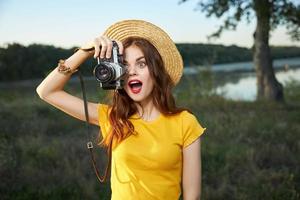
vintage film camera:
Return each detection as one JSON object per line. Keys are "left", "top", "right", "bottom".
{"left": 93, "top": 41, "right": 126, "bottom": 90}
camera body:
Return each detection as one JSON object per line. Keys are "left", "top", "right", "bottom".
{"left": 93, "top": 41, "right": 126, "bottom": 90}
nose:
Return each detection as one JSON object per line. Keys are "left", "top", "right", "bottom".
{"left": 127, "top": 65, "right": 137, "bottom": 76}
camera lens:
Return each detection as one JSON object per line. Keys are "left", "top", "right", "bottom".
{"left": 94, "top": 63, "right": 115, "bottom": 83}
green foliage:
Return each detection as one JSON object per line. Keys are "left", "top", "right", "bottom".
{"left": 177, "top": 76, "right": 300, "bottom": 199}
{"left": 180, "top": 0, "right": 300, "bottom": 41}
{"left": 271, "top": 46, "right": 300, "bottom": 59}
{"left": 177, "top": 43, "right": 252, "bottom": 66}
{"left": 0, "top": 43, "right": 94, "bottom": 81}
{"left": 0, "top": 43, "right": 299, "bottom": 81}
{"left": 1, "top": 77, "right": 300, "bottom": 199}
{"left": 284, "top": 79, "right": 300, "bottom": 102}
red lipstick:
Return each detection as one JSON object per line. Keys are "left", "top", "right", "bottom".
{"left": 128, "top": 79, "right": 143, "bottom": 94}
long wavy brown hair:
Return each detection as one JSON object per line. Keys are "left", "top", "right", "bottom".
{"left": 99, "top": 37, "right": 187, "bottom": 149}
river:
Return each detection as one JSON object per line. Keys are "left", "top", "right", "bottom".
{"left": 215, "top": 68, "right": 300, "bottom": 101}
{"left": 184, "top": 57, "right": 300, "bottom": 101}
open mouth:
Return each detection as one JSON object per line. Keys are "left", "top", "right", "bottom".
{"left": 128, "top": 80, "right": 143, "bottom": 94}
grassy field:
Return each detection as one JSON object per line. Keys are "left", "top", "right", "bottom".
{"left": 0, "top": 75, "right": 300, "bottom": 200}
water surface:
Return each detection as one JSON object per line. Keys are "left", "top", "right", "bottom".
{"left": 215, "top": 68, "right": 300, "bottom": 101}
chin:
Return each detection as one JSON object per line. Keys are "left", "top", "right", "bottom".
{"left": 125, "top": 87, "right": 152, "bottom": 103}
{"left": 126, "top": 92, "right": 148, "bottom": 103}
{"left": 129, "top": 94, "right": 145, "bottom": 102}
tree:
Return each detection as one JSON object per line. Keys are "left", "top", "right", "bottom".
{"left": 180, "top": 0, "right": 300, "bottom": 101}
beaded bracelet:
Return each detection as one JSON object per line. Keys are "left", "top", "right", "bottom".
{"left": 57, "top": 59, "right": 78, "bottom": 75}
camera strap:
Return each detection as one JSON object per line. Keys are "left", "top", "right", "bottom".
{"left": 77, "top": 69, "right": 112, "bottom": 183}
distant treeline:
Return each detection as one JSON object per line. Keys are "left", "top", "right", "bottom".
{"left": 177, "top": 43, "right": 300, "bottom": 66}
{"left": 0, "top": 43, "right": 299, "bottom": 81}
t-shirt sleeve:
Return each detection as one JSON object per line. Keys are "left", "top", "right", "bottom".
{"left": 182, "top": 111, "right": 206, "bottom": 148}
{"left": 97, "top": 103, "right": 111, "bottom": 139}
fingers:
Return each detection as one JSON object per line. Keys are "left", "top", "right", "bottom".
{"left": 93, "top": 38, "right": 101, "bottom": 58}
{"left": 115, "top": 40, "right": 124, "bottom": 55}
{"left": 93, "top": 36, "right": 112, "bottom": 59}
{"left": 102, "top": 36, "right": 113, "bottom": 59}
{"left": 93, "top": 36, "right": 124, "bottom": 59}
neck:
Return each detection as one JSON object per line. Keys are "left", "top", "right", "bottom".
{"left": 135, "top": 98, "right": 160, "bottom": 121}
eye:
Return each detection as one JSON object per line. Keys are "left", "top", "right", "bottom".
{"left": 137, "top": 61, "right": 147, "bottom": 68}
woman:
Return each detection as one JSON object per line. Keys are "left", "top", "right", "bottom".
{"left": 36, "top": 20, "right": 206, "bottom": 200}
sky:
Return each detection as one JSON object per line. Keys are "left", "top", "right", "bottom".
{"left": 0, "top": 0, "right": 299, "bottom": 48}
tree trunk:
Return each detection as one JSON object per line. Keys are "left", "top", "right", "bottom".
{"left": 253, "top": 0, "right": 284, "bottom": 101}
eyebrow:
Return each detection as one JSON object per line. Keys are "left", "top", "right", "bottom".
{"left": 124, "top": 56, "right": 145, "bottom": 64}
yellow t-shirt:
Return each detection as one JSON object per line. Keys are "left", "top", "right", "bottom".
{"left": 98, "top": 104, "right": 206, "bottom": 200}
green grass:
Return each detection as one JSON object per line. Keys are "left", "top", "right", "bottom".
{"left": 0, "top": 77, "right": 300, "bottom": 200}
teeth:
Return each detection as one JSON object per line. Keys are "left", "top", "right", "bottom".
{"left": 130, "top": 81, "right": 139, "bottom": 84}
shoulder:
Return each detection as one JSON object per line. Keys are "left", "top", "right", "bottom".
{"left": 98, "top": 103, "right": 109, "bottom": 111}
{"left": 98, "top": 103, "right": 111, "bottom": 115}
{"left": 178, "top": 110, "right": 206, "bottom": 148}
{"left": 166, "top": 110, "right": 204, "bottom": 131}
{"left": 164, "top": 110, "right": 200, "bottom": 124}
{"left": 97, "top": 103, "right": 112, "bottom": 138}
{"left": 176, "top": 110, "right": 199, "bottom": 123}
{"left": 176, "top": 110, "right": 205, "bottom": 135}
{"left": 179, "top": 110, "right": 195, "bottom": 118}
{"left": 97, "top": 103, "right": 111, "bottom": 125}
{"left": 179, "top": 110, "right": 202, "bottom": 127}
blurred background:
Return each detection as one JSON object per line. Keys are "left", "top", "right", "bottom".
{"left": 0, "top": 0, "right": 299, "bottom": 199}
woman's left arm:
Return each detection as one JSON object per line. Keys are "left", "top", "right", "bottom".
{"left": 182, "top": 137, "right": 202, "bottom": 200}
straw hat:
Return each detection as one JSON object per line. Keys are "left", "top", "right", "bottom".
{"left": 83, "top": 20, "right": 183, "bottom": 85}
